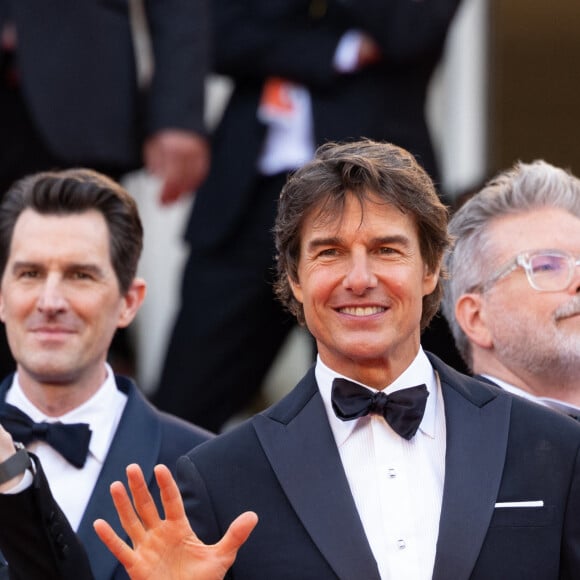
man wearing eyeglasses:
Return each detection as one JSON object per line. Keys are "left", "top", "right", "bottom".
{"left": 442, "top": 159, "right": 580, "bottom": 419}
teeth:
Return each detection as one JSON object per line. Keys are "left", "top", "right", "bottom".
{"left": 340, "top": 306, "right": 384, "bottom": 316}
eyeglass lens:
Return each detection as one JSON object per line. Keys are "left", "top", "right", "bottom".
{"left": 529, "top": 253, "right": 572, "bottom": 290}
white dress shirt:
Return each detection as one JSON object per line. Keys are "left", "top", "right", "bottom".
{"left": 482, "top": 374, "right": 580, "bottom": 419}
{"left": 256, "top": 31, "right": 363, "bottom": 176}
{"left": 5, "top": 364, "right": 127, "bottom": 531}
{"left": 316, "top": 348, "right": 446, "bottom": 580}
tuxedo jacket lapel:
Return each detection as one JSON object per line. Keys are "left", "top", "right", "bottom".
{"left": 429, "top": 357, "right": 512, "bottom": 580}
{"left": 0, "top": 376, "right": 13, "bottom": 407}
{"left": 253, "top": 369, "right": 381, "bottom": 580}
{"left": 77, "top": 377, "right": 162, "bottom": 579}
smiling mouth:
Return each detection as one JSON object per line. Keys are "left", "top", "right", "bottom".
{"left": 31, "top": 328, "right": 75, "bottom": 336}
{"left": 338, "top": 306, "right": 386, "bottom": 316}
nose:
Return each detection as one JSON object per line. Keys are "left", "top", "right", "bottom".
{"left": 37, "top": 277, "right": 68, "bottom": 314}
{"left": 343, "top": 251, "right": 377, "bottom": 295}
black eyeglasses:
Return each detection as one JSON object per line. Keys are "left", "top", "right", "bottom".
{"left": 472, "top": 249, "right": 580, "bottom": 293}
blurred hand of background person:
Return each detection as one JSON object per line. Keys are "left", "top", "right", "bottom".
{"left": 144, "top": 130, "right": 210, "bottom": 205}
{"left": 0, "top": 0, "right": 210, "bottom": 381}
{"left": 151, "top": 0, "right": 465, "bottom": 434}
{"left": 356, "top": 34, "right": 382, "bottom": 69}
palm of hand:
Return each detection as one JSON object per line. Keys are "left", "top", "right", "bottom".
{"left": 94, "top": 463, "right": 258, "bottom": 580}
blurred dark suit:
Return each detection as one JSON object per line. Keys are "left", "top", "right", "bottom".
{"left": 154, "top": 0, "right": 463, "bottom": 431}
{"left": 0, "top": 0, "right": 207, "bottom": 179}
{"left": 0, "top": 0, "right": 209, "bottom": 378}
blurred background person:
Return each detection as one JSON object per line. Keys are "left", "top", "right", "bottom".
{"left": 152, "top": 0, "right": 465, "bottom": 432}
{"left": 0, "top": 0, "right": 210, "bottom": 377}
{"left": 442, "top": 160, "right": 580, "bottom": 418}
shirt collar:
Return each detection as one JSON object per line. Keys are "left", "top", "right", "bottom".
{"left": 316, "top": 347, "right": 439, "bottom": 447}
{"left": 6, "top": 363, "right": 128, "bottom": 463}
{"left": 483, "top": 374, "right": 580, "bottom": 418}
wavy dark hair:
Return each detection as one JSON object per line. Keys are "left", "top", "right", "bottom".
{"left": 273, "top": 139, "right": 450, "bottom": 330}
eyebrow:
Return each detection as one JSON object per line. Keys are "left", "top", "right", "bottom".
{"left": 306, "top": 234, "right": 411, "bottom": 252}
{"left": 11, "top": 261, "right": 105, "bottom": 277}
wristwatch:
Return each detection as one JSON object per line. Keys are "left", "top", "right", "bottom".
{"left": 0, "top": 442, "right": 32, "bottom": 485}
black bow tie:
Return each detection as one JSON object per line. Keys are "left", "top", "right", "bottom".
{"left": 0, "top": 403, "right": 92, "bottom": 468}
{"left": 331, "top": 378, "right": 429, "bottom": 440}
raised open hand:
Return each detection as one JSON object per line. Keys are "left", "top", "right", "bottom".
{"left": 94, "top": 463, "right": 258, "bottom": 580}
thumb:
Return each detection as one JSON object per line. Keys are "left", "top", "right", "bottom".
{"left": 217, "top": 511, "right": 258, "bottom": 557}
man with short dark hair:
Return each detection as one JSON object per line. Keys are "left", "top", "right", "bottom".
{"left": 0, "top": 169, "right": 210, "bottom": 579}
{"left": 153, "top": 0, "right": 465, "bottom": 433}
{"left": 0, "top": 1, "right": 211, "bottom": 379}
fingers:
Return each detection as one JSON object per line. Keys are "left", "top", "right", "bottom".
{"left": 153, "top": 464, "right": 188, "bottom": 522}
{"left": 126, "top": 463, "right": 162, "bottom": 531}
{"left": 157, "top": 151, "right": 186, "bottom": 204}
{"left": 108, "top": 479, "right": 147, "bottom": 547}
{"left": 218, "top": 512, "right": 258, "bottom": 557}
{"left": 93, "top": 518, "right": 135, "bottom": 569}
{"left": 159, "top": 174, "right": 188, "bottom": 206}
{"left": 158, "top": 150, "right": 207, "bottom": 205}
{"left": 144, "top": 130, "right": 210, "bottom": 205}
{"left": 96, "top": 463, "right": 258, "bottom": 579}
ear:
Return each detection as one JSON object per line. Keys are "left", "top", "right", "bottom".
{"left": 0, "top": 291, "right": 5, "bottom": 324}
{"left": 422, "top": 261, "right": 440, "bottom": 297}
{"left": 454, "top": 293, "right": 493, "bottom": 349}
{"left": 287, "top": 274, "right": 303, "bottom": 304}
{"left": 117, "top": 278, "right": 147, "bottom": 329}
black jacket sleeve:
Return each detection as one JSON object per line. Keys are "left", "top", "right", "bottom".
{"left": 0, "top": 454, "right": 94, "bottom": 580}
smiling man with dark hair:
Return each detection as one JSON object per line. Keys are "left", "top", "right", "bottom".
{"left": 96, "top": 141, "right": 580, "bottom": 580}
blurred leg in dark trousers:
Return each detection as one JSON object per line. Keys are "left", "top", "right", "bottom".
{"left": 153, "top": 174, "right": 297, "bottom": 432}
{"left": 0, "top": 57, "right": 62, "bottom": 378}
{"left": 0, "top": 73, "right": 136, "bottom": 378}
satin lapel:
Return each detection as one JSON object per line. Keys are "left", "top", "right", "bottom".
{"left": 77, "top": 378, "right": 162, "bottom": 579}
{"left": 0, "top": 376, "right": 14, "bottom": 406}
{"left": 253, "top": 374, "right": 380, "bottom": 580}
{"left": 431, "top": 363, "right": 511, "bottom": 580}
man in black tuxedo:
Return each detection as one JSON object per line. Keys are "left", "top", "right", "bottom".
{"left": 0, "top": 169, "right": 210, "bottom": 579}
{"left": 97, "top": 140, "right": 580, "bottom": 579}
{"left": 442, "top": 159, "right": 580, "bottom": 419}
{"left": 153, "top": 0, "right": 464, "bottom": 432}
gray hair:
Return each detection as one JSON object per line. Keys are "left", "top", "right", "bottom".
{"left": 441, "top": 160, "right": 580, "bottom": 368}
